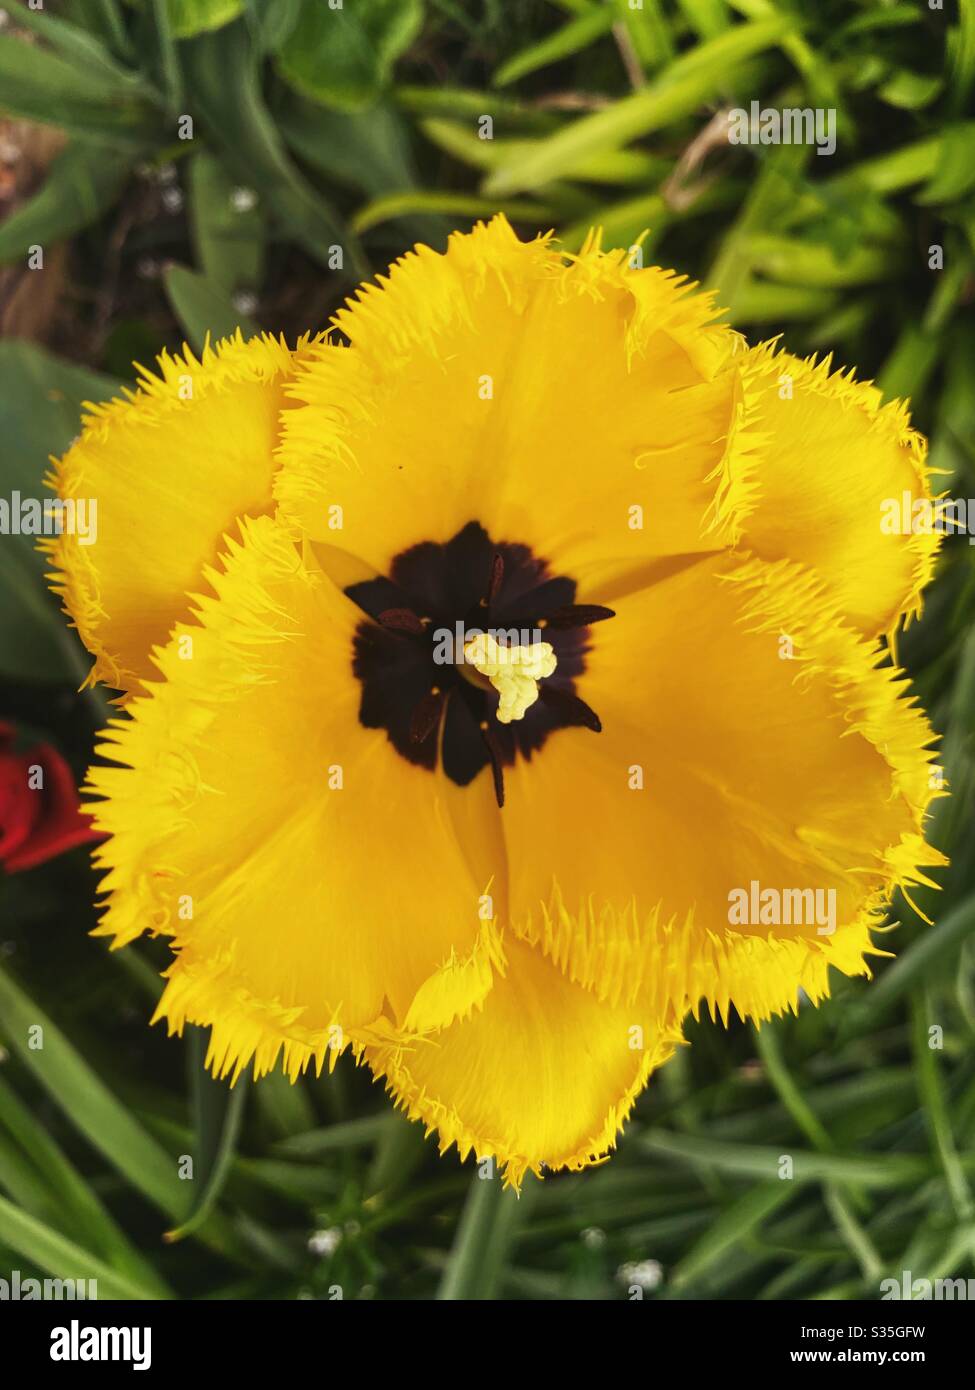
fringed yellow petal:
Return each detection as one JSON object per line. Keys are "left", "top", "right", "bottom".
{"left": 275, "top": 214, "right": 744, "bottom": 603}
{"left": 86, "top": 515, "right": 502, "bottom": 1063}
{"left": 721, "top": 343, "right": 942, "bottom": 636}
{"left": 503, "top": 552, "right": 945, "bottom": 1025}
{"left": 46, "top": 330, "right": 325, "bottom": 694}
{"left": 365, "top": 935, "right": 683, "bottom": 1189}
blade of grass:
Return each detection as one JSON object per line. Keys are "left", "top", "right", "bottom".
{"left": 485, "top": 17, "right": 793, "bottom": 195}
{"left": 438, "top": 1171, "right": 519, "bottom": 1300}
{"left": 0, "top": 1075, "right": 170, "bottom": 1296}
{"left": 494, "top": 8, "right": 614, "bottom": 87}
{"left": 351, "top": 191, "right": 551, "bottom": 234}
{"left": 670, "top": 1181, "right": 794, "bottom": 1288}
{"left": 0, "top": 965, "right": 189, "bottom": 1224}
{"left": 0, "top": 1194, "right": 165, "bottom": 1300}
{"left": 166, "top": 1028, "right": 249, "bottom": 1243}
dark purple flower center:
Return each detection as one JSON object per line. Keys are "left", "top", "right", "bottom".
{"left": 345, "top": 521, "right": 614, "bottom": 806}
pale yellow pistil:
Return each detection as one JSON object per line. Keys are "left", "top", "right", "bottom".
{"left": 462, "top": 632, "right": 557, "bottom": 724}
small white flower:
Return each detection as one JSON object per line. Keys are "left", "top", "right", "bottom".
{"left": 233, "top": 290, "right": 258, "bottom": 315}
{"left": 617, "top": 1259, "right": 663, "bottom": 1291}
{"left": 308, "top": 1227, "right": 342, "bottom": 1257}
{"left": 231, "top": 187, "right": 258, "bottom": 213}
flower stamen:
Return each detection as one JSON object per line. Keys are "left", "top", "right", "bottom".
{"left": 463, "top": 632, "right": 557, "bottom": 725}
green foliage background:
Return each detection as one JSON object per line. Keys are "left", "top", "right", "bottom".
{"left": 0, "top": 0, "right": 973, "bottom": 1300}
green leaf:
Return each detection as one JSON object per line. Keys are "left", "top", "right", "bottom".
{"left": 0, "top": 141, "right": 135, "bottom": 265}
{"left": 0, "top": 1194, "right": 164, "bottom": 1300}
{"left": 730, "top": 278, "right": 837, "bottom": 323}
{"left": 0, "top": 340, "right": 121, "bottom": 681}
{"left": 0, "top": 31, "right": 154, "bottom": 144}
{"left": 166, "top": 1028, "right": 248, "bottom": 1242}
{"left": 351, "top": 191, "right": 550, "bottom": 234}
{"left": 252, "top": 1070, "right": 316, "bottom": 1139}
{"left": 438, "top": 1172, "right": 530, "bottom": 1300}
{"left": 279, "top": 96, "right": 418, "bottom": 197}
{"left": 272, "top": 1114, "right": 399, "bottom": 1158}
{"left": 0, "top": 964, "right": 190, "bottom": 1225}
{"left": 840, "top": 893, "right": 975, "bottom": 1037}
{"left": 878, "top": 70, "right": 943, "bottom": 111}
{"left": 276, "top": 0, "right": 424, "bottom": 112}
{"left": 181, "top": 21, "right": 366, "bottom": 274}
{"left": 740, "top": 234, "right": 901, "bottom": 288}
{"left": 676, "top": 0, "right": 731, "bottom": 41}
{"left": 188, "top": 150, "right": 265, "bottom": 290}
{"left": 167, "top": 0, "right": 244, "bottom": 37}
{"left": 948, "top": 0, "right": 975, "bottom": 112}
{"left": 0, "top": 1075, "right": 170, "bottom": 1296}
{"left": 8, "top": 0, "right": 139, "bottom": 84}
{"left": 916, "top": 123, "right": 975, "bottom": 204}
{"left": 163, "top": 265, "right": 259, "bottom": 353}
{"left": 638, "top": 1130, "right": 932, "bottom": 1188}
{"left": 243, "top": 0, "right": 302, "bottom": 52}
{"left": 494, "top": 8, "right": 614, "bottom": 87}
{"left": 671, "top": 1183, "right": 794, "bottom": 1288}
{"left": 485, "top": 17, "right": 793, "bottom": 195}
{"left": 420, "top": 117, "right": 669, "bottom": 186}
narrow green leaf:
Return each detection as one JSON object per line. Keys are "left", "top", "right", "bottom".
{"left": 351, "top": 191, "right": 550, "bottom": 234}
{"left": 916, "top": 123, "right": 975, "bottom": 204}
{"left": 166, "top": 1028, "right": 248, "bottom": 1242}
{"left": 273, "top": 1114, "right": 400, "bottom": 1158}
{"left": 494, "top": 9, "right": 614, "bottom": 88}
{"left": 740, "top": 234, "right": 901, "bottom": 288}
{"left": 911, "top": 990, "right": 974, "bottom": 1219}
{"left": 638, "top": 1130, "right": 931, "bottom": 1188}
{"left": 0, "top": 1075, "right": 170, "bottom": 1296}
{"left": 151, "top": 0, "right": 184, "bottom": 111}
{"left": 0, "top": 31, "right": 154, "bottom": 143}
{"left": 8, "top": 0, "right": 140, "bottom": 85}
{"left": 438, "top": 1172, "right": 526, "bottom": 1300}
{"left": 0, "top": 340, "right": 121, "bottom": 681}
{"left": 167, "top": 0, "right": 244, "bottom": 38}
{"left": 0, "top": 1194, "right": 164, "bottom": 1300}
{"left": 671, "top": 1182, "right": 793, "bottom": 1288}
{"left": 188, "top": 151, "right": 265, "bottom": 290}
{"left": 485, "top": 17, "right": 793, "bottom": 195}
{"left": 181, "top": 21, "right": 365, "bottom": 275}
{"left": 0, "top": 965, "right": 190, "bottom": 1224}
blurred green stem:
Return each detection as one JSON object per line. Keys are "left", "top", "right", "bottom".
{"left": 151, "top": 0, "right": 184, "bottom": 113}
{"left": 437, "top": 1168, "right": 532, "bottom": 1300}
{"left": 94, "top": 0, "right": 133, "bottom": 58}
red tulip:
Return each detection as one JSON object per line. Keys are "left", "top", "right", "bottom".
{"left": 0, "top": 722, "right": 100, "bottom": 873}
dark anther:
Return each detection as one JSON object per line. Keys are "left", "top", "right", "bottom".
{"left": 378, "top": 607, "right": 425, "bottom": 635}
{"left": 544, "top": 603, "right": 616, "bottom": 630}
{"left": 481, "top": 723, "right": 506, "bottom": 808}
{"left": 409, "top": 687, "right": 447, "bottom": 744}
{"left": 487, "top": 552, "right": 505, "bottom": 606}
{"left": 539, "top": 683, "right": 603, "bottom": 733}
